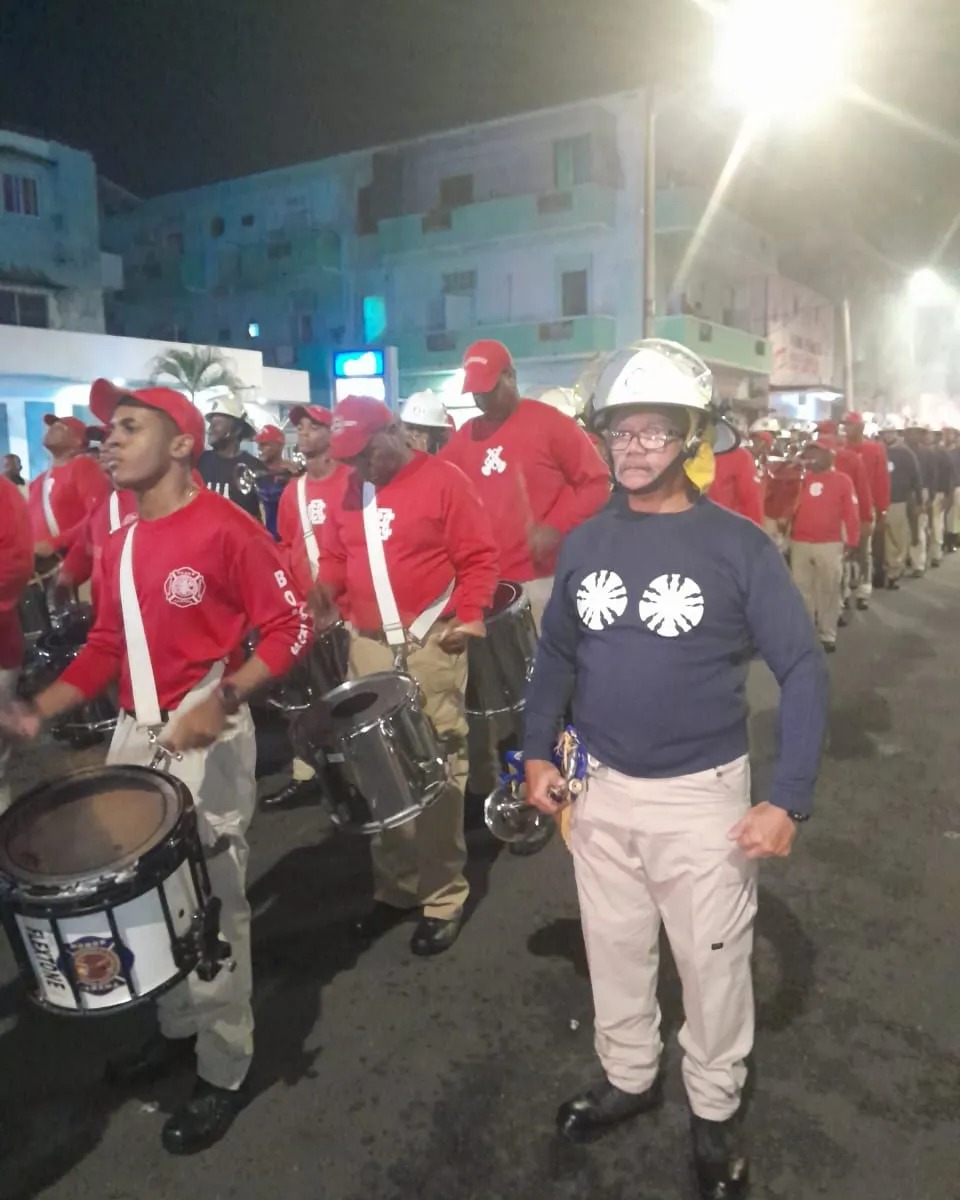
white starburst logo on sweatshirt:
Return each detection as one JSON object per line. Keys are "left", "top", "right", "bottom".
{"left": 638, "top": 574, "right": 704, "bottom": 638}
{"left": 576, "top": 569, "right": 628, "bottom": 630}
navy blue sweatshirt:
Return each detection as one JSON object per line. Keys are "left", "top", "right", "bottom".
{"left": 523, "top": 495, "right": 829, "bottom": 816}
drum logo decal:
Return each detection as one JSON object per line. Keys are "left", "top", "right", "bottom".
{"left": 576, "top": 569, "right": 628, "bottom": 631}
{"left": 809, "top": 481, "right": 824, "bottom": 498}
{"left": 307, "top": 498, "right": 327, "bottom": 525}
{"left": 638, "top": 574, "right": 704, "bottom": 638}
{"left": 61, "top": 935, "right": 133, "bottom": 994}
{"left": 164, "top": 566, "right": 206, "bottom": 607}
{"left": 481, "top": 446, "right": 506, "bottom": 476}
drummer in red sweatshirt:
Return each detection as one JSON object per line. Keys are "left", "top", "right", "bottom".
{"left": 816, "top": 424, "right": 873, "bottom": 617}
{"left": 790, "top": 440, "right": 860, "bottom": 652}
{"left": 0, "top": 476, "right": 33, "bottom": 812}
{"left": 28, "top": 414, "right": 111, "bottom": 558}
{"left": 316, "top": 395, "right": 499, "bottom": 957}
{"left": 708, "top": 442, "right": 765, "bottom": 525}
{"left": 441, "top": 340, "right": 609, "bottom": 627}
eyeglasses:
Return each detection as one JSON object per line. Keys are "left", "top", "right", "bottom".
{"left": 606, "top": 429, "right": 682, "bottom": 452}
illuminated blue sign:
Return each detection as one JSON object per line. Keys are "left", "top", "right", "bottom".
{"left": 333, "top": 349, "right": 385, "bottom": 379}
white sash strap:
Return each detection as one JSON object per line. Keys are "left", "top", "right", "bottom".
{"left": 119, "top": 523, "right": 162, "bottom": 728}
{"left": 41, "top": 471, "right": 60, "bottom": 538}
{"left": 296, "top": 474, "right": 321, "bottom": 581}
{"left": 361, "top": 482, "right": 455, "bottom": 645}
{"left": 108, "top": 490, "right": 121, "bottom": 533}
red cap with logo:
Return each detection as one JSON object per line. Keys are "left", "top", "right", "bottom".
{"left": 461, "top": 339, "right": 513, "bottom": 394}
{"left": 42, "top": 413, "right": 88, "bottom": 442}
{"left": 256, "top": 424, "right": 285, "bottom": 445}
{"left": 330, "top": 395, "right": 394, "bottom": 460}
{"left": 841, "top": 411, "right": 865, "bottom": 425}
{"left": 289, "top": 404, "right": 332, "bottom": 429}
{"left": 89, "top": 379, "right": 207, "bottom": 464}
{"left": 816, "top": 419, "right": 839, "bottom": 436}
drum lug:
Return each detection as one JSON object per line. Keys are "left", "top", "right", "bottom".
{"left": 184, "top": 896, "right": 233, "bottom": 982}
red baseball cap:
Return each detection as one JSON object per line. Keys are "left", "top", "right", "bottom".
{"left": 753, "top": 430, "right": 775, "bottom": 447}
{"left": 256, "top": 424, "right": 285, "bottom": 445}
{"left": 330, "top": 395, "right": 395, "bottom": 460}
{"left": 289, "top": 404, "right": 332, "bottom": 428}
{"left": 816, "top": 419, "right": 839, "bottom": 436}
{"left": 43, "top": 413, "right": 88, "bottom": 442}
{"left": 815, "top": 433, "right": 842, "bottom": 452}
{"left": 841, "top": 411, "right": 865, "bottom": 425}
{"left": 89, "top": 379, "right": 207, "bottom": 464}
{"left": 462, "top": 340, "right": 513, "bottom": 394}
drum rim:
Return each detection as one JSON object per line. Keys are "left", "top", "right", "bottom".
{"left": 0, "top": 765, "right": 192, "bottom": 895}
{"left": 319, "top": 670, "right": 419, "bottom": 739}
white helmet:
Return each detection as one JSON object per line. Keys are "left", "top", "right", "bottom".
{"left": 534, "top": 387, "right": 582, "bottom": 419}
{"left": 750, "top": 416, "right": 781, "bottom": 434}
{"left": 582, "top": 339, "right": 738, "bottom": 453}
{"left": 880, "top": 413, "right": 905, "bottom": 432}
{"left": 400, "top": 390, "right": 450, "bottom": 429}
{"left": 205, "top": 389, "right": 255, "bottom": 439}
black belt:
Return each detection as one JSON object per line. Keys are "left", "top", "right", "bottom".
{"left": 121, "top": 709, "right": 170, "bottom": 723}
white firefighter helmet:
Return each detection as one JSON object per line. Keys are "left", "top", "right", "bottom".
{"left": 880, "top": 413, "right": 905, "bottom": 432}
{"left": 581, "top": 339, "right": 738, "bottom": 453}
{"left": 204, "top": 388, "right": 255, "bottom": 439}
{"left": 400, "top": 390, "right": 450, "bottom": 429}
{"left": 533, "top": 387, "right": 582, "bottom": 419}
{"left": 750, "top": 415, "right": 781, "bottom": 434}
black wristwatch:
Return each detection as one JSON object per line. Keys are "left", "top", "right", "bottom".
{"left": 215, "top": 683, "right": 242, "bottom": 716}
{"left": 787, "top": 811, "right": 810, "bottom": 824}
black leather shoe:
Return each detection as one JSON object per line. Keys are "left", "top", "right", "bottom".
{"left": 260, "top": 779, "right": 323, "bottom": 809}
{"left": 556, "top": 1077, "right": 662, "bottom": 1143}
{"left": 821, "top": 641, "right": 837, "bottom": 654}
{"left": 837, "top": 612, "right": 849, "bottom": 627}
{"left": 105, "top": 1032, "right": 195, "bottom": 1086}
{"left": 691, "top": 1113, "right": 749, "bottom": 1199}
{"left": 410, "top": 910, "right": 464, "bottom": 956}
{"left": 886, "top": 579, "right": 900, "bottom": 590}
{"left": 161, "top": 1079, "right": 246, "bottom": 1155}
{"left": 352, "top": 901, "right": 413, "bottom": 941}
{"left": 856, "top": 598, "right": 869, "bottom": 611}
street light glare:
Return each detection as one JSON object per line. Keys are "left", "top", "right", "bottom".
{"left": 712, "top": 0, "right": 852, "bottom": 121}
{"left": 908, "top": 267, "right": 950, "bottom": 307}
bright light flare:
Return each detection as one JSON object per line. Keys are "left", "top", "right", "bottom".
{"left": 908, "top": 268, "right": 952, "bottom": 307}
{"left": 712, "top": 0, "right": 852, "bottom": 121}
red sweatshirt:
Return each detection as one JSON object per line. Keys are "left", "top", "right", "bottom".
{"left": 27, "top": 455, "right": 112, "bottom": 548}
{"left": 60, "top": 489, "right": 311, "bottom": 712}
{"left": 834, "top": 446, "right": 872, "bottom": 522}
{"left": 0, "top": 477, "right": 34, "bottom": 669}
{"left": 277, "top": 465, "right": 350, "bottom": 596}
{"left": 440, "top": 399, "right": 610, "bottom": 581}
{"left": 319, "top": 452, "right": 499, "bottom": 631}
{"left": 791, "top": 469, "right": 860, "bottom": 547}
{"left": 709, "top": 447, "right": 765, "bottom": 524}
{"left": 59, "top": 489, "right": 138, "bottom": 611}
{"left": 847, "top": 439, "right": 890, "bottom": 515}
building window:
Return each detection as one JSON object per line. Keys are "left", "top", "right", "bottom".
{"left": 210, "top": 216, "right": 225, "bottom": 237}
{"left": 0, "top": 289, "right": 49, "bottom": 328}
{"left": 247, "top": 321, "right": 260, "bottom": 339}
{"left": 241, "top": 213, "right": 255, "bottom": 227}
{"left": 439, "top": 173, "right": 474, "bottom": 209}
{"left": 553, "top": 135, "right": 591, "bottom": 190}
{"left": 297, "top": 313, "right": 314, "bottom": 343}
{"left": 442, "top": 269, "right": 477, "bottom": 294}
{"left": 1, "top": 174, "right": 39, "bottom": 216}
{"left": 362, "top": 295, "right": 387, "bottom": 343}
{"left": 217, "top": 326, "right": 231, "bottom": 343}
{"left": 561, "top": 269, "right": 588, "bottom": 317}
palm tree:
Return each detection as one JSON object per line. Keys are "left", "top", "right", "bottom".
{"left": 149, "top": 345, "right": 244, "bottom": 402}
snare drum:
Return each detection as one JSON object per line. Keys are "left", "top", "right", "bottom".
{"left": 465, "top": 581, "right": 538, "bottom": 720}
{"left": 0, "top": 765, "right": 218, "bottom": 1015}
{"left": 255, "top": 622, "right": 350, "bottom": 714}
{"left": 293, "top": 671, "right": 447, "bottom": 835}
{"left": 18, "top": 634, "right": 117, "bottom": 745}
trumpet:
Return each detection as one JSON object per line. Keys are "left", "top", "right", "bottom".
{"left": 484, "top": 729, "right": 586, "bottom": 845}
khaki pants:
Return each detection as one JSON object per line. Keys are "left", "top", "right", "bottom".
{"left": 107, "top": 702, "right": 257, "bottom": 1092}
{"left": 791, "top": 541, "right": 843, "bottom": 644}
{"left": 909, "top": 498, "right": 928, "bottom": 574}
{"left": 928, "top": 494, "right": 946, "bottom": 566}
{"left": 0, "top": 667, "right": 17, "bottom": 813}
{"left": 571, "top": 755, "right": 756, "bottom": 1121}
{"left": 466, "top": 576, "right": 554, "bottom": 797}
{"left": 885, "top": 502, "right": 910, "bottom": 582}
{"left": 947, "top": 488, "right": 960, "bottom": 538}
{"left": 351, "top": 626, "right": 468, "bottom": 919}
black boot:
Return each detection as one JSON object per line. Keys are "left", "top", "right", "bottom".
{"left": 691, "top": 1113, "right": 749, "bottom": 1199}
{"left": 556, "top": 1077, "right": 662, "bottom": 1143}
{"left": 352, "top": 901, "right": 413, "bottom": 941}
{"left": 161, "top": 1079, "right": 246, "bottom": 1155}
{"left": 260, "top": 778, "right": 323, "bottom": 809}
{"left": 410, "top": 909, "right": 464, "bottom": 956}
{"left": 105, "top": 1032, "right": 196, "bottom": 1086}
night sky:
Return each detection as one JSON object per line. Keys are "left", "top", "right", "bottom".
{"left": 2, "top": 0, "right": 960, "bottom": 269}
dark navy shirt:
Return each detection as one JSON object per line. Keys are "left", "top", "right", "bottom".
{"left": 523, "top": 495, "right": 829, "bottom": 816}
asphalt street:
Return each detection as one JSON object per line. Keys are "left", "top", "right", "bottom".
{"left": 1, "top": 560, "right": 959, "bottom": 1200}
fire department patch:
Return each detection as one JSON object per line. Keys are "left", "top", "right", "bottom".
{"left": 60, "top": 935, "right": 133, "bottom": 995}
{"left": 164, "top": 566, "right": 206, "bottom": 607}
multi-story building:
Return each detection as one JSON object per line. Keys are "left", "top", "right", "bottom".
{"left": 0, "top": 130, "right": 122, "bottom": 335}
{"left": 104, "top": 92, "right": 801, "bottom": 407}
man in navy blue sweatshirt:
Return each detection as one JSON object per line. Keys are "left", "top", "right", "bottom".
{"left": 524, "top": 340, "right": 829, "bottom": 1200}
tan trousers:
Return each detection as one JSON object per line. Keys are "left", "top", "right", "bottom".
{"left": 465, "top": 576, "right": 554, "bottom": 797}
{"left": 0, "top": 667, "right": 17, "bottom": 813}
{"left": 107, "top": 703, "right": 257, "bottom": 1091}
{"left": 947, "top": 488, "right": 960, "bottom": 538}
{"left": 928, "top": 494, "right": 945, "bottom": 566}
{"left": 571, "top": 755, "right": 756, "bottom": 1121}
{"left": 351, "top": 626, "right": 469, "bottom": 919}
{"left": 909, "top": 495, "right": 929, "bottom": 574}
{"left": 791, "top": 541, "right": 843, "bottom": 644}
{"left": 885, "top": 502, "right": 910, "bottom": 582}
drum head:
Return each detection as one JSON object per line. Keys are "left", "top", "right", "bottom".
{"left": 0, "top": 766, "right": 185, "bottom": 890}
{"left": 324, "top": 672, "right": 418, "bottom": 736}
{"left": 489, "top": 581, "right": 524, "bottom": 619}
